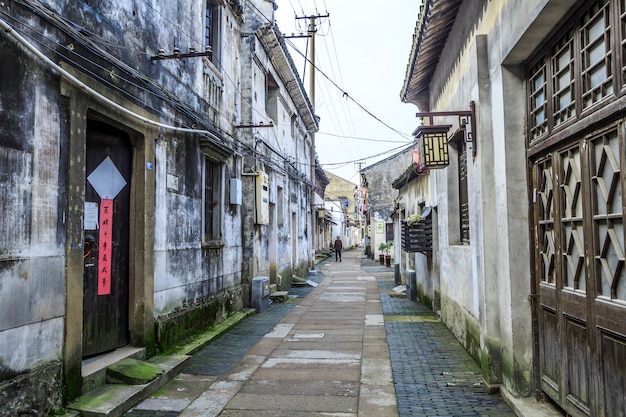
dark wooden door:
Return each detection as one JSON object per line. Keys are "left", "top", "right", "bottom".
{"left": 533, "top": 124, "right": 626, "bottom": 417}
{"left": 83, "top": 120, "right": 131, "bottom": 357}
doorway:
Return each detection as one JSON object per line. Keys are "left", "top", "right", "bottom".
{"left": 82, "top": 120, "right": 132, "bottom": 357}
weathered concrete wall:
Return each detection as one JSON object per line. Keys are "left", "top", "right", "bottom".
{"left": 0, "top": 361, "right": 63, "bottom": 417}
{"left": 0, "top": 18, "right": 66, "bottom": 380}
{"left": 238, "top": 2, "right": 316, "bottom": 290}
{"left": 1, "top": 0, "right": 315, "bottom": 410}
{"left": 1, "top": 0, "right": 250, "bottom": 406}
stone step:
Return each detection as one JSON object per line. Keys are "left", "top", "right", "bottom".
{"left": 270, "top": 290, "right": 289, "bottom": 302}
{"left": 67, "top": 355, "right": 189, "bottom": 417}
{"left": 82, "top": 346, "right": 146, "bottom": 394}
{"left": 106, "top": 357, "right": 163, "bottom": 385}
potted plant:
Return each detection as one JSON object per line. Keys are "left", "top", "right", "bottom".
{"left": 383, "top": 241, "right": 393, "bottom": 267}
{"left": 406, "top": 213, "right": 422, "bottom": 227}
{"left": 378, "top": 242, "right": 387, "bottom": 265}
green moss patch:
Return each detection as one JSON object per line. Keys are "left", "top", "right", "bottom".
{"left": 106, "top": 358, "right": 162, "bottom": 385}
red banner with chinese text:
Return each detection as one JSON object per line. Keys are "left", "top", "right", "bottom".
{"left": 97, "top": 198, "right": 113, "bottom": 295}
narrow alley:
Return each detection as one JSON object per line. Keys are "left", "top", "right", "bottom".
{"left": 123, "top": 249, "right": 557, "bottom": 417}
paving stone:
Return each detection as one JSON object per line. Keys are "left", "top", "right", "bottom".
{"left": 127, "top": 253, "right": 525, "bottom": 417}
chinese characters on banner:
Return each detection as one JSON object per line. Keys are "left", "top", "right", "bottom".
{"left": 98, "top": 198, "right": 113, "bottom": 295}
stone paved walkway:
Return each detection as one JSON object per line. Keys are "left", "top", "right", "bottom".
{"left": 368, "top": 264, "right": 515, "bottom": 416}
{"left": 125, "top": 249, "right": 559, "bottom": 416}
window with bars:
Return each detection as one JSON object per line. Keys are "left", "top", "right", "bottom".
{"left": 552, "top": 30, "right": 576, "bottom": 127}
{"left": 527, "top": 0, "right": 626, "bottom": 141}
{"left": 203, "top": 156, "right": 222, "bottom": 242}
{"left": 205, "top": 1, "right": 220, "bottom": 66}
{"left": 581, "top": 0, "right": 613, "bottom": 107}
{"left": 457, "top": 141, "right": 470, "bottom": 244}
{"left": 529, "top": 58, "right": 548, "bottom": 140}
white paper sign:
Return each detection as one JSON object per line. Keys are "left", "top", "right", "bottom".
{"left": 84, "top": 202, "right": 99, "bottom": 230}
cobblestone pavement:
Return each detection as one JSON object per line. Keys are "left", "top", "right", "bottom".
{"left": 361, "top": 261, "right": 515, "bottom": 417}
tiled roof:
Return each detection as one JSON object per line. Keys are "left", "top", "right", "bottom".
{"left": 400, "top": 0, "right": 464, "bottom": 107}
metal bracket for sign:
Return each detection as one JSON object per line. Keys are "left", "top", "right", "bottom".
{"left": 415, "top": 101, "right": 477, "bottom": 157}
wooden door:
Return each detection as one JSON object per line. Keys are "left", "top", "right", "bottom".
{"left": 533, "top": 124, "right": 626, "bottom": 417}
{"left": 83, "top": 120, "right": 131, "bottom": 357}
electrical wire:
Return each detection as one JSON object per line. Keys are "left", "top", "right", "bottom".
{"left": 4, "top": 0, "right": 316, "bottom": 184}
{"left": 284, "top": 35, "right": 412, "bottom": 141}
{"left": 321, "top": 143, "right": 414, "bottom": 166}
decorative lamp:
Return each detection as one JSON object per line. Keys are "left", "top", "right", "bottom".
{"left": 413, "top": 101, "right": 477, "bottom": 169}
{"left": 413, "top": 123, "right": 452, "bottom": 169}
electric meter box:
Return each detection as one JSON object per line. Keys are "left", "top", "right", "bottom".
{"left": 251, "top": 276, "right": 270, "bottom": 312}
{"left": 229, "top": 178, "right": 242, "bottom": 205}
{"left": 255, "top": 171, "right": 269, "bottom": 224}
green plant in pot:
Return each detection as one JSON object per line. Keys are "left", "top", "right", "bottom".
{"left": 383, "top": 241, "right": 393, "bottom": 267}
{"left": 378, "top": 242, "right": 388, "bottom": 265}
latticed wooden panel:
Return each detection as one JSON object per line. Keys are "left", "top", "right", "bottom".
{"left": 590, "top": 129, "right": 625, "bottom": 300}
{"left": 402, "top": 216, "right": 433, "bottom": 253}
{"left": 537, "top": 158, "right": 556, "bottom": 284}
{"left": 560, "top": 145, "right": 586, "bottom": 291}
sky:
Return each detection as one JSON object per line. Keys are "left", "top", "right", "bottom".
{"left": 274, "top": 0, "right": 423, "bottom": 184}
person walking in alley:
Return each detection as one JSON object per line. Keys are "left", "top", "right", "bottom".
{"left": 334, "top": 236, "right": 343, "bottom": 262}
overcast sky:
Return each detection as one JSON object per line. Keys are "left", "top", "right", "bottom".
{"left": 274, "top": 0, "right": 422, "bottom": 184}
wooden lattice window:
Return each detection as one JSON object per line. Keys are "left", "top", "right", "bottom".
{"left": 580, "top": 0, "right": 613, "bottom": 108}
{"left": 590, "top": 128, "right": 625, "bottom": 300}
{"left": 552, "top": 29, "right": 576, "bottom": 127}
{"left": 529, "top": 57, "right": 548, "bottom": 140}
{"left": 559, "top": 145, "right": 586, "bottom": 291}
{"left": 620, "top": 0, "right": 626, "bottom": 87}
{"left": 536, "top": 157, "right": 556, "bottom": 284}
{"left": 527, "top": 0, "right": 626, "bottom": 140}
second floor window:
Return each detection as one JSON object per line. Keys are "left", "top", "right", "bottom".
{"left": 205, "top": 2, "right": 220, "bottom": 66}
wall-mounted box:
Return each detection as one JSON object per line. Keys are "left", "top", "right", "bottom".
{"left": 229, "top": 178, "right": 242, "bottom": 205}
{"left": 255, "top": 171, "right": 269, "bottom": 224}
{"left": 251, "top": 276, "right": 270, "bottom": 312}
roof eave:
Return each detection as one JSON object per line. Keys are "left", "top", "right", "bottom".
{"left": 400, "top": 0, "right": 464, "bottom": 109}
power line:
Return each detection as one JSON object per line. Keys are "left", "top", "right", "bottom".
{"left": 283, "top": 37, "right": 412, "bottom": 141}
{"left": 321, "top": 143, "right": 413, "bottom": 167}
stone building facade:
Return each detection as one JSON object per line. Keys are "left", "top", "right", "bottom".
{"left": 0, "top": 0, "right": 316, "bottom": 413}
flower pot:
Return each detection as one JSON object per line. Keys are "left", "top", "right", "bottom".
{"left": 379, "top": 254, "right": 385, "bottom": 265}
{"left": 385, "top": 255, "right": 391, "bottom": 267}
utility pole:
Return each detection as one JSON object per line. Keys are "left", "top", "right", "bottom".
{"left": 286, "top": 13, "right": 328, "bottom": 269}
{"left": 292, "top": 13, "right": 328, "bottom": 108}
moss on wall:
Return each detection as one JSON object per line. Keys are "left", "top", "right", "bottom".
{"left": 416, "top": 284, "right": 434, "bottom": 310}
{"left": 0, "top": 361, "right": 63, "bottom": 415}
{"left": 153, "top": 287, "right": 244, "bottom": 355}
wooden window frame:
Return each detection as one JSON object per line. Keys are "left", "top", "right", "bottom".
{"left": 205, "top": 1, "right": 221, "bottom": 67}
{"left": 527, "top": 0, "right": 625, "bottom": 144}
{"left": 203, "top": 156, "right": 223, "bottom": 244}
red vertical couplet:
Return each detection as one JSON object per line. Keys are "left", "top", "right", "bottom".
{"left": 98, "top": 198, "right": 114, "bottom": 295}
